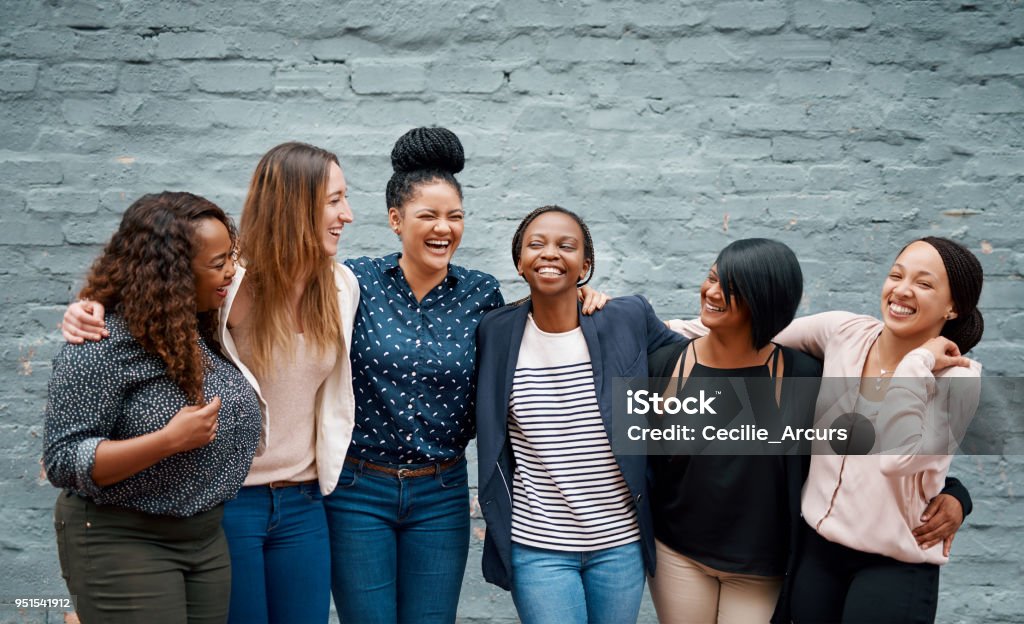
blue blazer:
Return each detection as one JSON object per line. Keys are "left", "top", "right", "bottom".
{"left": 474, "top": 295, "right": 685, "bottom": 590}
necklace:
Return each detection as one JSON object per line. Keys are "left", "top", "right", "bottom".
{"left": 875, "top": 367, "right": 895, "bottom": 391}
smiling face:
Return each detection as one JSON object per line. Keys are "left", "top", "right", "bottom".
{"left": 191, "top": 217, "right": 236, "bottom": 312}
{"left": 389, "top": 180, "right": 464, "bottom": 275}
{"left": 321, "top": 162, "right": 353, "bottom": 257}
{"left": 699, "top": 264, "right": 752, "bottom": 333}
{"left": 880, "top": 240, "right": 956, "bottom": 343}
{"left": 517, "top": 211, "right": 590, "bottom": 299}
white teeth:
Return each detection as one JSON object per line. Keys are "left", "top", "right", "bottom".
{"left": 889, "top": 302, "right": 916, "bottom": 316}
{"left": 426, "top": 240, "right": 450, "bottom": 247}
{"left": 537, "top": 267, "right": 564, "bottom": 275}
{"left": 328, "top": 228, "right": 341, "bottom": 236}
{"left": 705, "top": 303, "right": 725, "bottom": 313}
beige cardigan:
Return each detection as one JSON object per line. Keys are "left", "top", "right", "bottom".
{"left": 668, "top": 311, "right": 981, "bottom": 565}
{"left": 218, "top": 262, "right": 360, "bottom": 495}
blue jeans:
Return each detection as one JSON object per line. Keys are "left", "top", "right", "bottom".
{"left": 324, "top": 457, "right": 470, "bottom": 624}
{"left": 222, "top": 483, "right": 331, "bottom": 624}
{"left": 511, "top": 541, "right": 646, "bottom": 624}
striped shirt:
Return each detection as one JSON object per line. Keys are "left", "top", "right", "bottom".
{"left": 508, "top": 315, "right": 640, "bottom": 551}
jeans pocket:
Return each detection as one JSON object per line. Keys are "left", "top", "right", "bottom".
{"left": 336, "top": 465, "right": 361, "bottom": 489}
{"left": 300, "top": 484, "right": 324, "bottom": 503}
{"left": 54, "top": 519, "right": 70, "bottom": 581}
{"left": 437, "top": 461, "right": 468, "bottom": 489}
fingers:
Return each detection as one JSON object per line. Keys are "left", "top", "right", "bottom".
{"left": 914, "top": 521, "right": 953, "bottom": 547}
{"left": 87, "top": 301, "right": 106, "bottom": 322}
{"left": 62, "top": 301, "right": 109, "bottom": 342}
{"left": 943, "top": 534, "right": 955, "bottom": 558}
{"left": 205, "top": 397, "right": 221, "bottom": 442}
{"left": 61, "top": 323, "right": 85, "bottom": 344}
{"left": 918, "top": 498, "right": 938, "bottom": 524}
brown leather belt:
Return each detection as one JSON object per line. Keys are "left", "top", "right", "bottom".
{"left": 345, "top": 455, "right": 463, "bottom": 479}
{"left": 267, "top": 479, "right": 317, "bottom": 489}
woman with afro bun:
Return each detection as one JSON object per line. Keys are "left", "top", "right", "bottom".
{"left": 323, "top": 128, "right": 608, "bottom": 624}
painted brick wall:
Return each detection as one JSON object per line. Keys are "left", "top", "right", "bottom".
{"left": 1, "top": 1, "right": 1021, "bottom": 622}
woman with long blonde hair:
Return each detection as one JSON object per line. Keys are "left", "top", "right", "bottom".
{"left": 214, "top": 142, "right": 358, "bottom": 623}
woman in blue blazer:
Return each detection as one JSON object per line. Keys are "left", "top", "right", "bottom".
{"left": 475, "top": 205, "right": 685, "bottom": 624}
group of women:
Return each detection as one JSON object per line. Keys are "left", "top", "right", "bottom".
{"left": 45, "top": 125, "right": 984, "bottom": 624}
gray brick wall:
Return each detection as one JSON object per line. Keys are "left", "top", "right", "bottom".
{"left": 1, "top": 1, "right": 1021, "bottom": 622}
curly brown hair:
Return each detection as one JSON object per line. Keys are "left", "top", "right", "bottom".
{"left": 79, "top": 192, "right": 237, "bottom": 404}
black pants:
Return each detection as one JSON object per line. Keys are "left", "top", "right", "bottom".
{"left": 790, "top": 524, "right": 940, "bottom": 624}
{"left": 54, "top": 492, "right": 230, "bottom": 624}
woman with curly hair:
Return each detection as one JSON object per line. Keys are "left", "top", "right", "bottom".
{"left": 62, "top": 143, "right": 358, "bottom": 624}
{"left": 43, "top": 191, "right": 262, "bottom": 623}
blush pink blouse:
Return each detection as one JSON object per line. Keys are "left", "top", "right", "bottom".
{"left": 668, "top": 311, "right": 981, "bottom": 565}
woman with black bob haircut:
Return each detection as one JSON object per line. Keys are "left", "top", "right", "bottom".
{"left": 646, "top": 238, "right": 824, "bottom": 624}
{"left": 44, "top": 192, "right": 262, "bottom": 623}
{"left": 475, "top": 205, "right": 684, "bottom": 623}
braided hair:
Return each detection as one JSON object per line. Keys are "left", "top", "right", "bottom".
{"left": 385, "top": 127, "right": 464, "bottom": 211}
{"left": 511, "top": 205, "right": 596, "bottom": 287}
{"left": 906, "top": 236, "right": 985, "bottom": 353}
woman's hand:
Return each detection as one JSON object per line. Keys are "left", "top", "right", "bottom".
{"left": 913, "top": 492, "right": 964, "bottom": 557}
{"left": 578, "top": 285, "right": 611, "bottom": 315}
{"left": 162, "top": 397, "right": 221, "bottom": 453}
{"left": 920, "top": 336, "right": 971, "bottom": 372}
{"left": 91, "top": 397, "right": 222, "bottom": 487}
{"left": 62, "top": 300, "right": 108, "bottom": 344}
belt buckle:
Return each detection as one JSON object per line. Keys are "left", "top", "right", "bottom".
{"left": 396, "top": 468, "right": 412, "bottom": 479}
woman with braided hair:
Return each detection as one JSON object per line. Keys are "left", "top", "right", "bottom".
{"left": 474, "top": 205, "right": 685, "bottom": 624}
{"left": 323, "top": 129, "right": 609, "bottom": 624}
{"left": 668, "top": 236, "right": 984, "bottom": 623}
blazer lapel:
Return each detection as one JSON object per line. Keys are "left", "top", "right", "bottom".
{"left": 579, "top": 304, "right": 607, "bottom": 433}
{"left": 503, "top": 303, "right": 532, "bottom": 407}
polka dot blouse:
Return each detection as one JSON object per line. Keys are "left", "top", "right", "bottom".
{"left": 345, "top": 253, "right": 504, "bottom": 465}
{"left": 43, "top": 313, "right": 262, "bottom": 517}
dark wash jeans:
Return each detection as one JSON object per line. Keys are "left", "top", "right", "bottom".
{"left": 54, "top": 492, "right": 230, "bottom": 624}
{"left": 324, "top": 457, "right": 470, "bottom": 624}
{"left": 222, "top": 483, "right": 331, "bottom": 624}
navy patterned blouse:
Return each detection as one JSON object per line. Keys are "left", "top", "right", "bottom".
{"left": 43, "top": 314, "right": 262, "bottom": 517}
{"left": 345, "top": 253, "right": 505, "bottom": 465}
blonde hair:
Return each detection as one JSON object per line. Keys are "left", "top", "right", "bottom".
{"left": 238, "top": 142, "right": 342, "bottom": 378}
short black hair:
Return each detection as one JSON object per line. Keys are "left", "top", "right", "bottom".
{"left": 511, "top": 205, "right": 595, "bottom": 286}
{"left": 714, "top": 238, "right": 803, "bottom": 350}
{"left": 385, "top": 127, "right": 464, "bottom": 211}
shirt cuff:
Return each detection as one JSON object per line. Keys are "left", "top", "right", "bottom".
{"left": 74, "top": 437, "right": 105, "bottom": 499}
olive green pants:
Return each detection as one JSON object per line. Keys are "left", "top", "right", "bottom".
{"left": 54, "top": 492, "right": 230, "bottom": 624}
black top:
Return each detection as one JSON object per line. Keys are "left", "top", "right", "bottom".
{"left": 648, "top": 340, "right": 822, "bottom": 576}
{"left": 43, "top": 313, "right": 262, "bottom": 517}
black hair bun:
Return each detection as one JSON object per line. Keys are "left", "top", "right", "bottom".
{"left": 390, "top": 127, "right": 465, "bottom": 175}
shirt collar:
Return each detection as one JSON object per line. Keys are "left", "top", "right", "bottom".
{"left": 384, "top": 252, "right": 464, "bottom": 285}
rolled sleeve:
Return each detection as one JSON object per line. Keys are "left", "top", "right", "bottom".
{"left": 43, "top": 339, "right": 128, "bottom": 498}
